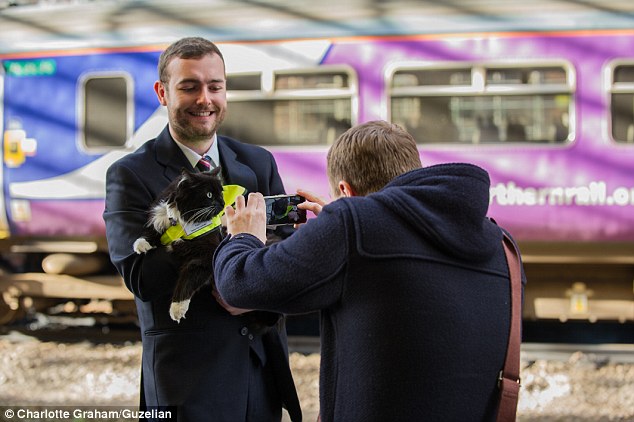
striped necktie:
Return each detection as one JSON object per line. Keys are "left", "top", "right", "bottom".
{"left": 196, "top": 155, "right": 214, "bottom": 172}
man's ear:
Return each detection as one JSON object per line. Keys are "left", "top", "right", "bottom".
{"left": 154, "top": 80, "right": 168, "bottom": 106}
{"left": 338, "top": 180, "right": 357, "bottom": 197}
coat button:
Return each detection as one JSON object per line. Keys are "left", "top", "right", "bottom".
{"left": 240, "top": 327, "right": 249, "bottom": 336}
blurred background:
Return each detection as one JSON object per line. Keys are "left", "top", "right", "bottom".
{"left": 0, "top": 0, "right": 633, "bottom": 420}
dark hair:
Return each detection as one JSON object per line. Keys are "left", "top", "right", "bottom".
{"left": 158, "top": 37, "right": 225, "bottom": 83}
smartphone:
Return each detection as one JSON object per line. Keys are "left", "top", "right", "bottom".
{"left": 263, "top": 194, "right": 307, "bottom": 227}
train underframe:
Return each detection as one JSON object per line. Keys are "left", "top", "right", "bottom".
{"left": 0, "top": 237, "right": 135, "bottom": 325}
{"left": 0, "top": 240, "right": 633, "bottom": 330}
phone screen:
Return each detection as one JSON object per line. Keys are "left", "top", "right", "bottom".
{"left": 263, "top": 195, "right": 307, "bottom": 227}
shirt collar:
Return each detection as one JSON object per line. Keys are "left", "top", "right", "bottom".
{"left": 173, "top": 134, "right": 220, "bottom": 169}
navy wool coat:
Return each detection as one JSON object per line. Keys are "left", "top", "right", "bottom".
{"left": 215, "top": 163, "right": 526, "bottom": 422}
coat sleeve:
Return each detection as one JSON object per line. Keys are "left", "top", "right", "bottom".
{"left": 213, "top": 205, "right": 349, "bottom": 314}
{"left": 103, "top": 161, "right": 179, "bottom": 301}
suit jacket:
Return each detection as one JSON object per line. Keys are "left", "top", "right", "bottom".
{"left": 103, "top": 126, "right": 301, "bottom": 421}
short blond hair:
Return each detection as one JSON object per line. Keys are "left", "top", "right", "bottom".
{"left": 327, "top": 120, "right": 422, "bottom": 196}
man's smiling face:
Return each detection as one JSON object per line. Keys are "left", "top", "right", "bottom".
{"left": 156, "top": 53, "right": 227, "bottom": 148}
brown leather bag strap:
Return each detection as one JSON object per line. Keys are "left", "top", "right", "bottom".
{"left": 496, "top": 232, "right": 522, "bottom": 422}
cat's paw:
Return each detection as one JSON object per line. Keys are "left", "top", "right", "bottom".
{"left": 170, "top": 299, "right": 191, "bottom": 323}
{"left": 133, "top": 238, "right": 154, "bottom": 254}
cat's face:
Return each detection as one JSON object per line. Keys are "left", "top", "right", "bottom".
{"left": 171, "top": 168, "right": 225, "bottom": 224}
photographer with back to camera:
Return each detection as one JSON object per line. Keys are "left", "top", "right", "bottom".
{"left": 103, "top": 37, "right": 301, "bottom": 421}
{"left": 214, "top": 120, "right": 526, "bottom": 422}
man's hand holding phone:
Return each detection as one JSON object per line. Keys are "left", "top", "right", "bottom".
{"left": 225, "top": 193, "right": 268, "bottom": 244}
{"left": 296, "top": 189, "right": 329, "bottom": 218}
{"left": 225, "top": 190, "right": 329, "bottom": 241}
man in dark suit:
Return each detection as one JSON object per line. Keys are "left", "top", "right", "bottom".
{"left": 103, "top": 37, "right": 301, "bottom": 422}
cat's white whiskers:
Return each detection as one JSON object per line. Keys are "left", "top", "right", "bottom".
{"left": 182, "top": 205, "right": 217, "bottom": 224}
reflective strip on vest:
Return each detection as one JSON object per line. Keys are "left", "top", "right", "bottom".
{"left": 160, "top": 184, "right": 246, "bottom": 245}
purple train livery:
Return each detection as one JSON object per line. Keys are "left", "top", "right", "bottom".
{"left": 0, "top": 0, "right": 633, "bottom": 324}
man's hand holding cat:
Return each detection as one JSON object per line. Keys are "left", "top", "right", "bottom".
{"left": 212, "top": 288, "right": 253, "bottom": 316}
{"left": 225, "top": 192, "right": 267, "bottom": 244}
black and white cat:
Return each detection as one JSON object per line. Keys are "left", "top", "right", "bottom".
{"left": 133, "top": 167, "right": 226, "bottom": 322}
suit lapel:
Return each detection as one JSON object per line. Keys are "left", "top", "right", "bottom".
{"left": 218, "top": 137, "right": 257, "bottom": 193}
{"left": 154, "top": 129, "right": 258, "bottom": 191}
{"left": 155, "top": 126, "right": 194, "bottom": 182}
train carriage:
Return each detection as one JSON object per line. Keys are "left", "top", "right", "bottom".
{"left": 0, "top": 0, "right": 633, "bottom": 328}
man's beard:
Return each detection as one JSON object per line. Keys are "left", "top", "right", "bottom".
{"left": 170, "top": 109, "right": 225, "bottom": 143}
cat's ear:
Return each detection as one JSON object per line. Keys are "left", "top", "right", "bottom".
{"left": 211, "top": 166, "right": 222, "bottom": 178}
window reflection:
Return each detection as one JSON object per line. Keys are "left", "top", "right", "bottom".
{"left": 390, "top": 63, "right": 573, "bottom": 144}
{"left": 611, "top": 63, "right": 634, "bottom": 143}
{"left": 222, "top": 69, "right": 354, "bottom": 146}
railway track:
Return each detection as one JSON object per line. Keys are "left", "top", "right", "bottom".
{"left": 288, "top": 336, "right": 634, "bottom": 364}
{"left": 2, "top": 315, "right": 633, "bottom": 363}
{"left": 521, "top": 342, "right": 634, "bottom": 364}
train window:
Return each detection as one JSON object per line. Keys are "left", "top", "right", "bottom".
{"left": 80, "top": 74, "right": 133, "bottom": 151}
{"left": 486, "top": 67, "right": 567, "bottom": 85}
{"left": 393, "top": 68, "right": 472, "bottom": 87}
{"left": 275, "top": 72, "right": 349, "bottom": 90}
{"left": 222, "top": 68, "right": 356, "bottom": 146}
{"left": 389, "top": 63, "right": 573, "bottom": 144}
{"left": 614, "top": 65, "right": 634, "bottom": 83}
{"left": 610, "top": 63, "right": 634, "bottom": 143}
{"left": 226, "top": 73, "right": 261, "bottom": 91}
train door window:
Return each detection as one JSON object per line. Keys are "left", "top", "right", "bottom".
{"left": 609, "top": 62, "right": 634, "bottom": 143}
{"left": 79, "top": 73, "right": 133, "bottom": 152}
{"left": 388, "top": 63, "right": 574, "bottom": 144}
{"left": 222, "top": 67, "right": 356, "bottom": 146}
